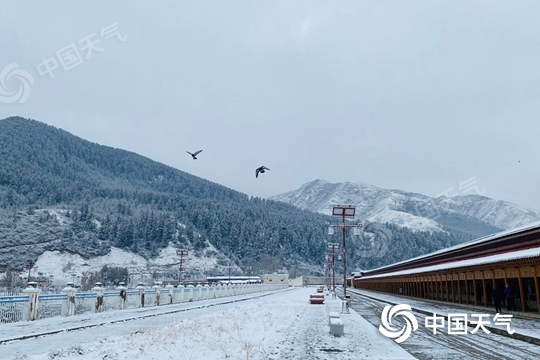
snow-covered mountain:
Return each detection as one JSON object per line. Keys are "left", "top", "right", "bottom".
{"left": 0, "top": 118, "right": 338, "bottom": 273}
{"left": 270, "top": 179, "right": 540, "bottom": 235}
{"left": 432, "top": 194, "right": 540, "bottom": 230}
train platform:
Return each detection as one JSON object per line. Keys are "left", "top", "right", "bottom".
{"left": 351, "top": 288, "right": 540, "bottom": 345}
{"left": 0, "top": 287, "right": 414, "bottom": 360}
{"left": 266, "top": 287, "right": 414, "bottom": 359}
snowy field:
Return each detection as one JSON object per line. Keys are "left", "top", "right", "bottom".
{"left": 1, "top": 287, "right": 413, "bottom": 360}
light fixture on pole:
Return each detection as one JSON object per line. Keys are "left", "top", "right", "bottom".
{"left": 325, "top": 205, "right": 362, "bottom": 314}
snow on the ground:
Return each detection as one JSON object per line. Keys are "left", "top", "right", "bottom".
{"left": 267, "top": 292, "right": 415, "bottom": 360}
{"left": 357, "top": 288, "right": 540, "bottom": 342}
{"left": 368, "top": 209, "right": 444, "bottom": 233}
{"left": 46, "top": 209, "right": 70, "bottom": 227}
{"left": 348, "top": 288, "right": 540, "bottom": 360}
{"left": 34, "top": 243, "right": 230, "bottom": 285}
{"left": 34, "top": 248, "right": 148, "bottom": 285}
{"left": 0, "top": 288, "right": 413, "bottom": 360}
{"left": 149, "top": 243, "right": 221, "bottom": 271}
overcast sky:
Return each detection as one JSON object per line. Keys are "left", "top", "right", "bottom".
{"left": 1, "top": 1, "right": 539, "bottom": 209}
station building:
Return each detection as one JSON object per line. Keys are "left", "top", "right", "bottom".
{"left": 353, "top": 222, "right": 540, "bottom": 314}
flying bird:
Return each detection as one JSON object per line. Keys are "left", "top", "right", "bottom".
{"left": 256, "top": 166, "right": 270, "bottom": 178}
{"left": 187, "top": 150, "right": 202, "bottom": 160}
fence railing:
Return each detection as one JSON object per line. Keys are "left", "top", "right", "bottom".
{"left": 0, "top": 283, "right": 287, "bottom": 324}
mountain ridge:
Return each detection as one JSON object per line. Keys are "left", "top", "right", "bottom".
{"left": 271, "top": 179, "right": 540, "bottom": 236}
{"left": 0, "top": 117, "right": 478, "bottom": 278}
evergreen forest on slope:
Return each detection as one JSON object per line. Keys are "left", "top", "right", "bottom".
{"left": 0, "top": 117, "right": 473, "bottom": 273}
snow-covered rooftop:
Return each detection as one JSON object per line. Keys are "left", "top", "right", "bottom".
{"left": 361, "top": 246, "right": 540, "bottom": 279}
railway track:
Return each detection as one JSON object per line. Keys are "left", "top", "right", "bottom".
{"left": 346, "top": 288, "right": 540, "bottom": 360}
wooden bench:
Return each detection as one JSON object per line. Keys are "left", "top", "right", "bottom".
{"left": 309, "top": 294, "right": 325, "bottom": 304}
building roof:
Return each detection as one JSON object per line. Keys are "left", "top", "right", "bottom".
{"left": 362, "top": 220, "right": 540, "bottom": 277}
{"left": 360, "top": 246, "right": 540, "bottom": 280}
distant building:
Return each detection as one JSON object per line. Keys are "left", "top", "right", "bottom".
{"left": 206, "top": 276, "right": 261, "bottom": 285}
{"left": 289, "top": 276, "right": 325, "bottom": 287}
{"left": 261, "top": 274, "right": 289, "bottom": 284}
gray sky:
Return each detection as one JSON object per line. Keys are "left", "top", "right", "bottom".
{"left": 1, "top": 1, "right": 540, "bottom": 209}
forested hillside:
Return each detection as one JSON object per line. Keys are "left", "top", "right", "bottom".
{"left": 0, "top": 117, "right": 473, "bottom": 273}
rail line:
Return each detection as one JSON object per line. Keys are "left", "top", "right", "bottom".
{"left": 346, "top": 288, "right": 540, "bottom": 360}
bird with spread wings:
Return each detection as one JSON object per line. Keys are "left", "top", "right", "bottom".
{"left": 256, "top": 166, "right": 270, "bottom": 178}
{"left": 187, "top": 150, "right": 203, "bottom": 160}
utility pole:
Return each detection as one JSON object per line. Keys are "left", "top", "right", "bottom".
{"left": 326, "top": 205, "right": 362, "bottom": 314}
{"left": 176, "top": 249, "right": 188, "bottom": 285}
{"left": 324, "top": 257, "right": 329, "bottom": 290}
{"left": 26, "top": 260, "right": 35, "bottom": 285}
{"left": 324, "top": 254, "right": 333, "bottom": 291}
{"left": 327, "top": 243, "right": 339, "bottom": 295}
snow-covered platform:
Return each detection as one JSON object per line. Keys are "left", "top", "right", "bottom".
{"left": 0, "top": 287, "right": 413, "bottom": 360}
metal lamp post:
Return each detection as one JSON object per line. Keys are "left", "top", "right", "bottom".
{"left": 325, "top": 205, "right": 362, "bottom": 313}
{"left": 327, "top": 243, "right": 339, "bottom": 296}
{"left": 325, "top": 254, "right": 332, "bottom": 291}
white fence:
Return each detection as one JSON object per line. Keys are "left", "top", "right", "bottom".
{"left": 0, "top": 283, "right": 287, "bottom": 324}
